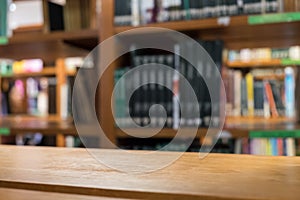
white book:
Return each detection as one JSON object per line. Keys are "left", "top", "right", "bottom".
{"left": 60, "top": 83, "right": 68, "bottom": 119}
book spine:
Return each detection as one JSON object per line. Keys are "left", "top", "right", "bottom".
{"left": 132, "top": 55, "right": 142, "bottom": 126}
{"left": 131, "top": 0, "right": 140, "bottom": 26}
{"left": 245, "top": 73, "right": 254, "bottom": 117}
{"left": 149, "top": 56, "right": 158, "bottom": 127}
{"left": 0, "top": 0, "right": 8, "bottom": 37}
{"left": 277, "top": 138, "right": 283, "bottom": 156}
{"left": 264, "top": 81, "right": 279, "bottom": 118}
{"left": 254, "top": 80, "right": 264, "bottom": 117}
{"left": 166, "top": 55, "right": 174, "bottom": 128}
{"left": 173, "top": 44, "right": 181, "bottom": 129}
{"left": 286, "top": 138, "right": 296, "bottom": 156}
{"left": 241, "top": 77, "right": 248, "bottom": 116}
{"left": 285, "top": 67, "right": 295, "bottom": 118}
{"left": 233, "top": 70, "right": 242, "bottom": 116}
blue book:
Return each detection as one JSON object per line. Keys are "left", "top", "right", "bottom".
{"left": 271, "top": 138, "right": 278, "bottom": 156}
{"left": 284, "top": 67, "right": 295, "bottom": 118}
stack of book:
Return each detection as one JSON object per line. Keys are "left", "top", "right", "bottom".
{"left": 223, "top": 67, "right": 296, "bottom": 118}
{"left": 114, "top": 0, "right": 283, "bottom": 26}
{"left": 114, "top": 39, "right": 223, "bottom": 129}
{"left": 235, "top": 136, "right": 300, "bottom": 156}
{"left": 227, "top": 46, "right": 300, "bottom": 63}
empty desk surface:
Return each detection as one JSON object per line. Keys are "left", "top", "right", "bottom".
{"left": 0, "top": 145, "right": 300, "bottom": 200}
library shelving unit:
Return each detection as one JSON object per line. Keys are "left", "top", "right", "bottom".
{"left": 0, "top": 59, "right": 78, "bottom": 146}
{"left": 98, "top": 0, "right": 300, "bottom": 148}
{"left": 0, "top": 0, "right": 99, "bottom": 146}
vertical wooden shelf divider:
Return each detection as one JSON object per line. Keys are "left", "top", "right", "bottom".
{"left": 97, "top": 0, "right": 118, "bottom": 148}
{"left": 55, "top": 58, "right": 66, "bottom": 147}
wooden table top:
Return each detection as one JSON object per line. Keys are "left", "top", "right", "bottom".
{"left": 0, "top": 146, "right": 300, "bottom": 200}
{"left": 0, "top": 188, "right": 124, "bottom": 200}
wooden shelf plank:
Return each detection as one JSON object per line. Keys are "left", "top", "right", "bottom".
{"left": 1, "top": 67, "right": 56, "bottom": 78}
{"left": 114, "top": 15, "right": 248, "bottom": 34}
{"left": 7, "top": 29, "right": 98, "bottom": 45}
{"left": 115, "top": 117, "right": 298, "bottom": 139}
{"left": 226, "top": 59, "right": 283, "bottom": 68}
{"left": 0, "top": 116, "right": 76, "bottom": 135}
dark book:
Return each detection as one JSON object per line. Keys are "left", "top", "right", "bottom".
{"left": 241, "top": 77, "right": 248, "bottom": 116}
{"left": 131, "top": 55, "right": 142, "bottom": 126}
{"left": 269, "top": 80, "right": 285, "bottom": 116}
{"left": 48, "top": 77, "right": 57, "bottom": 114}
{"left": 254, "top": 80, "right": 264, "bottom": 117}
{"left": 165, "top": 54, "right": 174, "bottom": 128}
{"left": 48, "top": 1, "right": 65, "bottom": 31}
{"left": 228, "top": 0, "right": 239, "bottom": 16}
{"left": 114, "top": 0, "right": 132, "bottom": 26}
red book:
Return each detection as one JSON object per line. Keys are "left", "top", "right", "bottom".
{"left": 277, "top": 138, "right": 284, "bottom": 156}
{"left": 264, "top": 81, "right": 279, "bottom": 117}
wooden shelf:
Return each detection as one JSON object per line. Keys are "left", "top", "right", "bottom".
{"left": 0, "top": 115, "right": 76, "bottom": 135}
{"left": 7, "top": 29, "right": 99, "bottom": 45}
{"left": 115, "top": 117, "right": 298, "bottom": 139}
{"left": 114, "top": 15, "right": 248, "bottom": 34}
{"left": 1, "top": 67, "right": 56, "bottom": 78}
{"left": 226, "top": 59, "right": 283, "bottom": 68}
{"left": 254, "top": 74, "right": 285, "bottom": 80}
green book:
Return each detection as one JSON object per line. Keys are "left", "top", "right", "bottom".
{"left": 0, "top": 0, "right": 8, "bottom": 45}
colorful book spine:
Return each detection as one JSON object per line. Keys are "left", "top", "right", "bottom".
{"left": 246, "top": 73, "right": 254, "bottom": 117}
{"left": 284, "top": 67, "right": 295, "bottom": 118}
{"left": 264, "top": 81, "right": 279, "bottom": 118}
{"left": 172, "top": 44, "right": 180, "bottom": 130}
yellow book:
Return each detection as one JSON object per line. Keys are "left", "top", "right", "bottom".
{"left": 245, "top": 73, "right": 254, "bottom": 117}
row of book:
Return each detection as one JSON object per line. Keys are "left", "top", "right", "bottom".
{"left": 114, "top": 39, "right": 223, "bottom": 129}
{"left": 0, "top": 76, "right": 74, "bottom": 118}
{"left": 223, "top": 67, "right": 295, "bottom": 118}
{"left": 235, "top": 137, "right": 299, "bottom": 156}
{"left": 227, "top": 46, "right": 300, "bottom": 62}
{"left": 119, "top": 136, "right": 300, "bottom": 156}
{"left": 115, "top": 0, "right": 283, "bottom": 26}
{"left": 0, "top": 59, "right": 43, "bottom": 75}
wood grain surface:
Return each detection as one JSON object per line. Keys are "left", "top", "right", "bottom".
{"left": 0, "top": 188, "right": 127, "bottom": 200}
{"left": 0, "top": 146, "right": 300, "bottom": 200}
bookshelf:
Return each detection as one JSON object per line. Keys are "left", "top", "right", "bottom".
{"left": 98, "top": 0, "right": 300, "bottom": 150}
{"left": 0, "top": 58, "right": 77, "bottom": 146}
{"left": 0, "top": 0, "right": 98, "bottom": 147}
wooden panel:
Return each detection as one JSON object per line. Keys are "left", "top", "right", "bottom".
{"left": 0, "top": 146, "right": 300, "bottom": 200}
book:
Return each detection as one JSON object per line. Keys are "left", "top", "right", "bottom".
{"left": 253, "top": 80, "right": 264, "bottom": 117}
{"left": 173, "top": 44, "right": 180, "bottom": 129}
{"left": 245, "top": 73, "right": 254, "bottom": 117}
{"left": 47, "top": 1, "right": 65, "bottom": 31}
{"left": 0, "top": 0, "right": 8, "bottom": 39}
{"left": 284, "top": 67, "right": 295, "bottom": 118}
{"left": 264, "top": 81, "right": 279, "bottom": 117}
